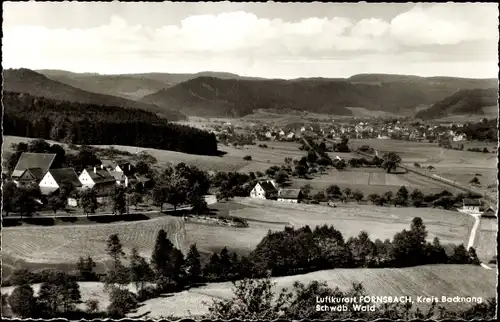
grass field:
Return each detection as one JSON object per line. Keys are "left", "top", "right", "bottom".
{"left": 3, "top": 136, "right": 304, "bottom": 173}
{"left": 2, "top": 199, "right": 475, "bottom": 276}
{"left": 4, "top": 264, "right": 493, "bottom": 318}
{"left": 289, "top": 167, "right": 463, "bottom": 196}
{"left": 475, "top": 218, "right": 497, "bottom": 263}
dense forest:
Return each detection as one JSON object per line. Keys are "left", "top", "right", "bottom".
{"left": 415, "top": 88, "right": 498, "bottom": 120}
{"left": 3, "top": 91, "right": 218, "bottom": 155}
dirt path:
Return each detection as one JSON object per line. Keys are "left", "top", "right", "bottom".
{"left": 465, "top": 212, "right": 492, "bottom": 270}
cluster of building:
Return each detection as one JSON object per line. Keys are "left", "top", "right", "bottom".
{"left": 9, "top": 152, "right": 151, "bottom": 206}
{"left": 249, "top": 179, "right": 304, "bottom": 203}
{"left": 206, "top": 119, "right": 470, "bottom": 143}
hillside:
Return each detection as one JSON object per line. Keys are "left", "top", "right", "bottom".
{"left": 4, "top": 68, "right": 185, "bottom": 120}
{"left": 415, "top": 88, "right": 499, "bottom": 120}
{"left": 140, "top": 75, "right": 498, "bottom": 117}
{"left": 37, "top": 69, "right": 263, "bottom": 99}
{"left": 3, "top": 91, "right": 218, "bottom": 155}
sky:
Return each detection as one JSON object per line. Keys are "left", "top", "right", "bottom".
{"left": 2, "top": 1, "right": 499, "bottom": 79}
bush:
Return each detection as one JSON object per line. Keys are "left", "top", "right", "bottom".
{"left": 107, "top": 287, "right": 138, "bottom": 318}
{"left": 136, "top": 285, "right": 161, "bottom": 302}
{"left": 413, "top": 162, "right": 421, "bottom": 168}
{"left": 243, "top": 155, "right": 252, "bottom": 161}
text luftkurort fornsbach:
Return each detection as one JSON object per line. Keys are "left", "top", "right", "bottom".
{"left": 315, "top": 296, "right": 483, "bottom": 312}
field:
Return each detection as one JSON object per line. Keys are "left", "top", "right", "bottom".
{"left": 475, "top": 218, "right": 497, "bottom": 264}
{"left": 289, "top": 166, "right": 463, "bottom": 195}
{"left": 3, "top": 264, "right": 495, "bottom": 318}
{"left": 349, "top": 139, "right": 497, "bottom": 196}
{"left": 2, "top": 136, "right": 304, "bottom": 173}
{"left": 2, "top": 199, "right": 475, "bottom": 275}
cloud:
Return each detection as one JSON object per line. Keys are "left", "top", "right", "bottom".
{"left": 2, "top": 3, "right": 497, "bottom": 77}
{"left": 389, "top": 3, "right": 498, "bottom": 46}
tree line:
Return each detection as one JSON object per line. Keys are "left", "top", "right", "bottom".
{"left": 3, "top": 91, "right": 218, "bottom": 155}
{"left": 207, "top": 276, "right": 496, "bottom": 320}
{"left": 3, "top": 217, "right": 482, "bottom": 318}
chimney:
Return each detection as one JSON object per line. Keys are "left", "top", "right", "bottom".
{"left": 93, "top": 167, "right": 97, "bottom": 174}
{"left": 128, "top": 164, "right": 131, "bottom": 171}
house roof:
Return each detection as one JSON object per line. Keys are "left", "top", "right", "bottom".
{"left": 40, "top": 186, "right": 59, "bottom": 196}
{"left": 13, "top": 153, "right": 56, "bottom": 176}
{"left": 482, "top": 206, "right": 497, "bottom": 217}
{"left": 255, "top": 181, "right": 278, "bottom": 193}
{"left": 109, "top": 170, "right": 126, "bottom": 181}
{"left": 278, "top": 189, "right": 302, "bottom": 199}
{"left": 18, "top": 167, "right": 46, "bottom": 181}
{"left": 49, "top": 168, "right": 82, "bottom": 187}
{"left": 463, "top": 198, "right": 482, "bottom": 206}
{"left": 85, "top": 168, "right": 116, "bottom": 184}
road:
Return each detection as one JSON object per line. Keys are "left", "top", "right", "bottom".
{"left": 464, "top": 211, "right": 492, "bottom": 270}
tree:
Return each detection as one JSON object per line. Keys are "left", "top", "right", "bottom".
{"left": 313, "top": 191, "right": 325, "bottom": 203}
{"left": 106, "top": 234, "right": 126, "bottom": 268}
{"left": 85, "top": 299, "right": 100, "bottom": 314}
{"left": 450, "top": 244, "right": 470, "bottom": 264}
{"left": 8, "top": 284, "right": 36, "bottom": 318}
{"left": 185, "top": 244, "right": 202, "bottom": 284}
{"left": 204, "top": 253, "right": 222, "bottom": 281}
{"left": 80, "top": 188, "right": 97, "bottom": 216}
{"left": 219, "top": 247, "right": 233, "bottom": 280}
{"left": 190, "top": 194, "right": 209, "bottom": 214}
{"left": 207, "top": 276, "right": 291, "bottom": 320}
{"left": 300, "top": 184, "right": 312, "bottom": 199}
{"left": 129, "top": 192, "right": 143, "bottom": 210}
{"left": 37, "top": 270, "right": 81, "bottom": 315}
{"left": 382, "top": 152, "right": 402, "bottom": 173}
{"left": 382, "top": 191, "right": 393, "bottom": 205}
{"left": 325, "top": 184, "right": 342, "bottom": 198}
{"left": 410, "top": 189, "right": 424, "bottom": 207}
{"left": 347, "top": 231, "right": 377, "bottom": 267}
{"left": 151, "top": 229, "right": 175, "bottom": 279}
{"left": 342, "top": 187, "right": 352, "bottom": 199}
{"left": 111, "top": 186, "right": 127, "bottom": 215}
{"left": 274, "top": 170, "right": 289, "bottom": 185}
{"left": 2, "top": 181, "right": 18, "bottom": 216}
{"left": 48, "top": 193, "right": 66, "bottom": 215}
{"left": 353, "top": 190, "right": 364, "bottom": 203}
{"left": 306, "top": 150, "right": 318, "bottom": 164}
{"left": 295, "top": 164, "right": 308, "bottom": 178}
{"left": 469, "top": 177, "right": 480, "bottom": 185}
{"left": 368, "top": 193, "right": 381, "bottom": 205}
{"left": 467, "top": 247, "right": 481, "bottom": 265}
{"left": 152, "top": 185, "right": 167, "bottom": 211}
{"left": 394, "top": 186, "right": 409, "bottom": 206}
{"left": 243, "top": 155, "right": 252, "bottom": 161}
{"left": 76, "top": 255, "right": 97, "bottom": 281}
{"left": 16, "top": 187, "right": 40, "bottom": 218}
{"left": 333, "top": 159, "right": 347, "bottom": 171}
{"left": 129, "top": 248, "right": 154, "bottom": 293}
{"left": 107, "top": 287, "right": 138, "bottom": 318}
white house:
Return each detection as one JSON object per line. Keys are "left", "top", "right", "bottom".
{"left": 39, "top": 168, "right": 82, "bottom": 195}
{"left": 277, "top": 189, "right": 303, "bottom": 203}
{"left": 300, "top": 126, "right": 306, "bottom": 132}
{"left": 250, "top": 180, "right": 278, "bottom": 199}
{"left": 79, "top": 167, "right": 116, "bottom": 189}
{"left": 461, "top": 198, "right": 482, "bottom": 214}
{"left": 279, "top": 129, "right": 286, "bottom": 136}
{"left": 287, "top": 132, "right": 296, "bottom": 140}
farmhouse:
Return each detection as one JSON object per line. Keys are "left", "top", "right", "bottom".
{"left": 11, "top": 152, "right": 56, "bottom": 186}
{"left": 114, "top": 162, "right": 136, "bottom": 175}
{"left": 250, "top": 180, "right": 278, "bottom": 200}
{"left": 79, "top": 167, "right": 116, "bottom": 195}
{"left": 461, "top": 198, "right": 482, "bottom": 214}
{"left": 39, "top": 168, "right": 82, "bottom": 196}
{"left": 277, "top": 189, "right": 303, "bottom": 203}
{"left": 109, "top": 170, "right": 132, "bottom": 187}
{"left": 482, "top": 206, "right": 497, "bottom": 218}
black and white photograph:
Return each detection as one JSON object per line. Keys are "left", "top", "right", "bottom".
{"left": 1, "top": 1, "right": 498, "bottom": 320}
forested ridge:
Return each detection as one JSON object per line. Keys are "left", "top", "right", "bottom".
{"left": 2, "top": 91, "right": 218, "bottom": 155}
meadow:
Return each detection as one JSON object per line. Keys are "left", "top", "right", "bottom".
{"left": 475, "top": 217, "right": 497, "bottom": 263}
{"left": 1, "top": 198, "right": 475, "bottom": 277}
{"left": 3, "top": 264, "right": 494, "bottom": 318}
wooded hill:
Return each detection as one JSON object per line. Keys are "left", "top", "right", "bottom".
{"left": 3, "top": 68, "right": 186, "bottom": 121}
{"left": 415, "top": 88, "right": 499, "bottom": 120}
{"left": 140, "top": 74, "right": 497, "bottom": 117}
{"left": 3, "top": 91, "right": 218, "bottom": 156}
